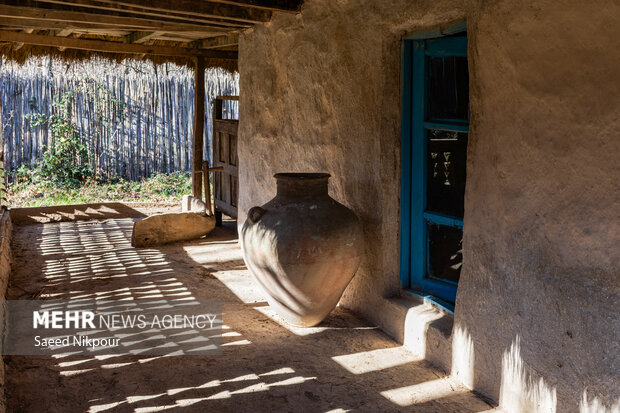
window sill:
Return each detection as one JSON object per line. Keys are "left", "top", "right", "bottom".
{"left": 403, "top": 289, "right": 455, "bottom": 313}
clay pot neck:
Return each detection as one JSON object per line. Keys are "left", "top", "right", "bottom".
{"left": 275, "top": 173, "right": 330, "bottom": 199}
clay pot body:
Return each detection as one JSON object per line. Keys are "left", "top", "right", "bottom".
{"left": 241, "top": 173, "right": 364, "bottom": 327}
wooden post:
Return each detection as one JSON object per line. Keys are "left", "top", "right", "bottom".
{"left": 203, "top": 161, "right": 223, "bottom": 215}
{"left": 192, "top": 56, "right": 205, "bottom": 199}
{"left": 202, "top": 160, "right": 212, "bottom": 214}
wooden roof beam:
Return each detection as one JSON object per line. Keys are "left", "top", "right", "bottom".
{"left": 0, "top": 17, "right": 242, "bottom": 34}
{"left": 12, "top": 28, "right": 36, "bottom": 50}
{"left": 0, "top": 5, "right": 232, "bottom": 33}
{"left": 199, "top": 34, "right": 239, "bottom": 49}
{"left": 27, "top": 1, "right": 254, "bottom": 28}
{"left": 125, "top": 31, "right": 161, "bottom": 45}
{"left": 54, "top": 28, "right": 74, "bottom": 51}
{"left": 0, "top": 31, "right": 238, "bottom": 59}
{"left": 0, "top": 17, "right": 117, "bottom": 31}
{"left": 38, "top": 0, "right": 273, "bottom": 24}
{"left": 56, "top": 29, "right": 74, "bottom": 37}
{"left": 205, "top": 0, "right": 303, "bottom": 13}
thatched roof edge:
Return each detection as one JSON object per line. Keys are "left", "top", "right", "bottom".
{"left": 0, "top": 44, "right": 238, "bottom": 73}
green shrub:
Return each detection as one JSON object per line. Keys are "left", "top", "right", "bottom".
{"left": 26, "top": 90, "right": 93, "bottom": 189}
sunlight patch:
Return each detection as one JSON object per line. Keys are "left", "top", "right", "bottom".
{"left": 380, "top": 377, "right": 464, "bottom": 406}
{"left": 332, "top": 346, "right": 421, "bottom": 375}
{"left": 499, "top": 336, "right": 556, "bottom": 413}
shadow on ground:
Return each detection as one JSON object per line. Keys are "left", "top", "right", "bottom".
{"left": 6, "top": 212, "right": 497, "bottom": 413}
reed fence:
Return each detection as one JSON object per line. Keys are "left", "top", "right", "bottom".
{"left": 0, "top": 56, "right": 239, "bottom": 184}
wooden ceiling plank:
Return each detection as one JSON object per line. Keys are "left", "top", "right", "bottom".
{"left": 55, "top": 28, "right": 73, "bottom": 50}
{"left": 204, "top": 0, "right": 302, "bottom": 13}
{"left": 125, "top": 31, "right": 161, "bottom": 44}
{"left": 56, "top": 29, "right": 74, "bottom": 37}
{"left": 0, "top": 31, "right": 238, "bottom": 59}
{"left": 0, "top": 17, "right": 88, "bottom": 31}
{"left": 0, "top": 17, "right": 243, "bottom": 33}
{"left": 58, "top": 0, "right": 273, "bottom": 24}
{"left": 155, "top": 35, "right": 198, "bottom": 42}
{"left": 0, "top": 5, "right": 232, "bottom": 33}
{"left": 31, "top": 0, "right": 255, "bottom": 28}
{"left": 200, "top": 33, "right": 239, "bottom": 49}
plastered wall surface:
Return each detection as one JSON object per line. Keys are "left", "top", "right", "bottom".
{"left": 0, "top": 210, "right": 13, "bottom": 413}
{"left": 237, "top": 0, "right": 620, "bottom": 411}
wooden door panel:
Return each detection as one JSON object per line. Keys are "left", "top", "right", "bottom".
{"left": 213, "top": 97, "right": 239, "bottom": 219}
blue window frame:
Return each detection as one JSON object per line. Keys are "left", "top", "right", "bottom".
{"left": 400, "top": 24, "right": 469, "bottom": 305}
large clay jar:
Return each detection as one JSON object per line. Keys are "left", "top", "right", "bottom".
{"left": 241, "top": 173, "right": 364, "bottom": 327}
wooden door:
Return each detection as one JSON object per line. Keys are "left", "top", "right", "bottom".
{"left": 213, "top": 96, "right": 239, "bottom": 219}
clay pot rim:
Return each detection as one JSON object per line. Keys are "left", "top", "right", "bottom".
{"left": 274, "top": 172, "right": 331, "bottom": 180}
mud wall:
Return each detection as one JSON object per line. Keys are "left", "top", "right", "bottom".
{"left": 237, "top": 0, "right": 620, "bottom": 411}
{"left": 0, "top": 210, "right": 13, "bottom": 413}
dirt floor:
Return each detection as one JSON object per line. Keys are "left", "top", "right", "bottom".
{"left": 6, "top": 204, "right": 500, "bottom": 412}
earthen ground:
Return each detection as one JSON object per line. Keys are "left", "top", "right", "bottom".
{"left": 6, "top": 211, "right": 499, "bottom": 412}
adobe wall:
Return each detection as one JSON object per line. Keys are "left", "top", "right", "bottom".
{"left": 0, "top": 210, "right": 13, "bottom": 413}
{"left": 237, "top": 0, "right": 620, "bottom": 411}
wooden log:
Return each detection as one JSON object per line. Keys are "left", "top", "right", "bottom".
{"left": 0, "top": 32, "right": 239, "bottom": 59}
{"left": 0, "top": 17, "right": 156, "bottom": 32}
{"left": 131, "top": 211, "right": 216, "bottom": 247}
{"left": 175, "top": 80, "right": 182, "bottom": 170}
{"left": 0, "top": 5, "right": 233, "bottom": 32}
{"left": 166, "top": 75, "right": 173, "bottom": 172}
{"left": 192, "top": 57, "right": 205, "bottom": 199}
{"left": 202, "top": 161, "right": 223, "bottom": 215}
{"left": 162, "top": 75, "right": 168, "bottom": 172}
{"left": 199, "top": 34, "right": 239, "bottom": 49}
{"left": 196, "top": 0, "right": 302, "bottom": 12}
{"left": 36, "top": 0, "right": 272, "bottom": 24}
{"left": 125, "top": 31, "right": 161, "bottom": 45}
